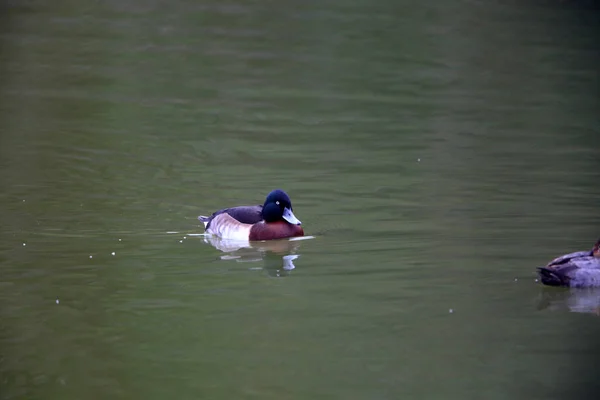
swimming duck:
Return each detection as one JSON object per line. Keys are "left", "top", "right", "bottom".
{"left": 537, "top": 239, "right": 600, "bottom": 287}
{"left": 199, "top": 189, "right": 304, "bottom": 241}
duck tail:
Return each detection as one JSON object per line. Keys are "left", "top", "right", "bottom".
{"left": 198, "top": 215, "right": 210, "bottom": 228}
{"left": 537, "top": 266, "right": 570, "bottom": 287}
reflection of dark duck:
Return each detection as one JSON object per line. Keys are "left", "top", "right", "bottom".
{"left": 203, "top": 235, "right": 302, "bottom": 262}
{"left": 202, "top": 234, "right": 308, "bottom": 275}
{"left": 537, "top": 287, "right": 600, "bottom": 315}
{"left": 199, "top": 189, "right": 304, "bottom": 241}
{"left": 537, "top": 239, "right": 600, "bottom": 288}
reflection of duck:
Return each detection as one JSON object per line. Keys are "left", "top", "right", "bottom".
{"left": 198, "top": 189, "right": 304, "bottom": 241}
{"left": 203, "top": 235, "right": 301, "bottom": 261}
{"left": 537, "top": 287, "right": 600, "bottom": 315}
{"left": 203, "top": 235, "right": 312, "bottom": 273}
{"left": 537, "top": 239, "right": 600, "bottom": 287}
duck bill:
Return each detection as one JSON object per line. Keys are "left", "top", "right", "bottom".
{"left": 282, "top": 207, "right": 301, "bottom": 225}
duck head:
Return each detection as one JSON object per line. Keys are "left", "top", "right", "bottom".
{"left": 261, "top": 189, "right": 301, "bottom": 225}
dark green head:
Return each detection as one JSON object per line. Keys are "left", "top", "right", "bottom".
{"left": 261, "top": 189, "right": 301, "bottom": 225}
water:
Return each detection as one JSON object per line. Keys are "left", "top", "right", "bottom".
{"left": 1, "top": 1, "right": 599, "bottom": 399}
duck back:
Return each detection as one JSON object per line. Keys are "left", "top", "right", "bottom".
{"left": 203, "top": 205, "right": 263, "bottom": 229}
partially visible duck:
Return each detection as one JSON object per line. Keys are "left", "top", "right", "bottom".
{"left": 537, "top": 239, "right": 600, "bottom": 287}
{"left": 199, "top": 189, "right": 304, "bottom": 241}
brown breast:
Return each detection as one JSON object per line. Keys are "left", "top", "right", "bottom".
{"left": 249, "top": 221, "right": 304, "bottom": 241}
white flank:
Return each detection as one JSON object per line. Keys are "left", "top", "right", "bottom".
{"left": 206, "top": 213, "right": 252, "bottom": 241}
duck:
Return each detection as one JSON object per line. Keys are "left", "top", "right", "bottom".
{"left": 198, "top": 189, "right": 304, "bottom": 241}
{"left": 537, "top": 239, "right": 600, "bottom": 287}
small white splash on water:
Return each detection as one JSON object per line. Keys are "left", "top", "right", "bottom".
{"left": 22, "top": 243, "right": 26, "bottom": 246}
{"left": 535, "top": 278, "right": 539, "bottom": 283}
{"left": 183, "top": 236, "right": 187, "bottom": 239}
{"left": 89, "top": 255, "right": 93, "bottom": 259}
{"left": 166, "top": 231, "right": 179, "bottom": 234}
{"left": 417, "top": 158, "right": 421, "bottom": 162}
{"left": 56, "top": 298, "right": 60, "bottom": 305}
{"left": 289, "top": 236, "right": 315, "bottom": 241}
{"left": 514, "top": 278, "right": 518, "bottom": 282}
{"left": 118, "top": 238, "right": 122, "bottom": 242}
{"left": 22, "top": 199, "right": 25, "bottom": 202}
{"left": 111, "top": 252, "right": 115, "bottom": 256}
{"left": 449, "top": 308, "right": 454, "bottom": 313}
{"left": 179, "top": 240, "right": 183, "bottom": 243}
